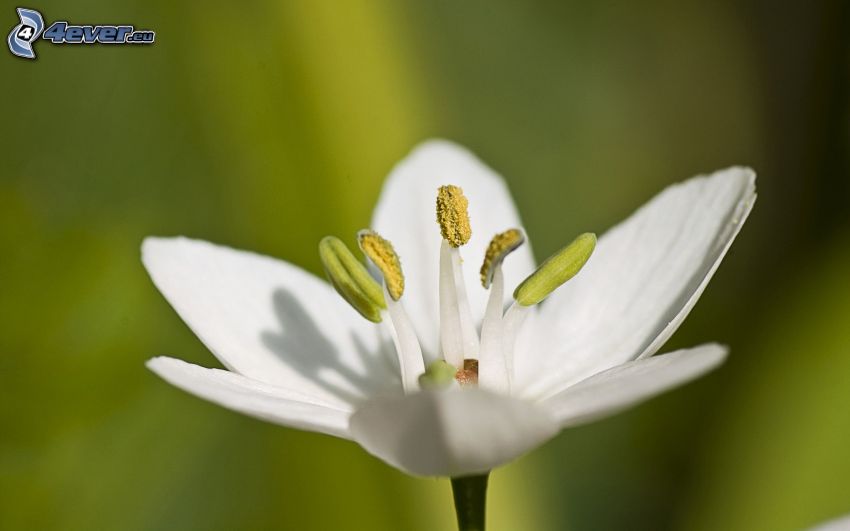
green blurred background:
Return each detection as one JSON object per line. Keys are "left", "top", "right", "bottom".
{"left": 2, "top": 1, "right": 849, "bottom": 529}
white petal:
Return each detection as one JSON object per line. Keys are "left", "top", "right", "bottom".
{"left": 518, "top": 168, "right": 754, "bottom": 396}
{"left": 142, "top": 237, "right": 400, "bottom": 409}
{"left": 808, "top": 515, "right": 850, "bottom": 531}
{"left": 147, "top": 357, "right": 353, "bottom": 439}
{"left": 349, "top": 388, "right": 558, "bottom": 477}
{"left": 371, "top": 140, "right": 536, "bottom": 358}
{"left": 540, "top": 344, "right": 727, "bottom": 427}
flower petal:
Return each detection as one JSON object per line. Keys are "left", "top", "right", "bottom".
{"left": 142, "top": 237, "right": 400, "bottom": 409}
{"left": 371, "top": 140, "right": 536, "bottom": 357}
{"left": 147, "top": 357, "right": 353, "bottom": 439}
{"left": 540, "top": 344, "right": 727, "bottom": 427}
{"left": 808, "top": 514, "right": 850, "bottom": 531}
{"left": 517, "top": 167, "right": 754, "bottom": 396}
{"left": 349, "top": 388, "right": 558, "bottom": 477}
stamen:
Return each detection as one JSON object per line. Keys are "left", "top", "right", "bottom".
{"left": 478, "top": 230, "right": 525, "bottom": 393}
{"left": 439, "top": 241, "right": 465, "bottom": 367}
{"left": 514, "top": 232, "right": 596, "bottom": 306}
{"left": 439, "top": 240, "right": 480, "bottom": 367}
{"left": 501, "top": 302, "right": 532, "bottom": 388}
{"left": 357, "top": 230, "right": 404, "bottom": 301}
{"left": 382, "top": 284, "right": 425, "bottom": 393}
{"left": 480, "top": 228, "right": 524, "bottom": 288}
{"left": 436, "top": 185, "right": 479, "bottom": 368}
{"left": 436, "top": 185, "right": 472, "bottom": 247}
{"left": 318, "top": 236, "right": 386, "bottom": 323}
{"left": 357, "top": 229, "right": 424, "bottom": 393}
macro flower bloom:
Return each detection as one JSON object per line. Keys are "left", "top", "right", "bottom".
{"left": 144, "top": 140, "right": 755, "bottom": 479}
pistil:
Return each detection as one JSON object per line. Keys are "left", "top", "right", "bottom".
{"left": 455, "top": 359, "right": 479, "bottom": 387}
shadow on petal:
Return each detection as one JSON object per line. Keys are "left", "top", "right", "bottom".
{"left": 261, "top": 287, "right": 401, "bottom": 405}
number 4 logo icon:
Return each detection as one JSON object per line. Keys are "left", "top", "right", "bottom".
{"left": 8, "top": 8, "right": 45, "bottom": 59}
{"left": 18, "top": 25, "right": 35, "bottom": 41}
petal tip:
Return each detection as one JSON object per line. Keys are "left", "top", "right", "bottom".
{"left": 409, "top": 138, "right": 470, "bottom": 158}
{"left": 145, "top": 355, "right": 181, "bottom": 375}
{"left": 141, "top": 235, "right": 192, "bottom": 263}
{"left": 700, "top": 342, "right": 730, "bottom": 364}
{"left": 712, "top": 165, "right": 757, "bottom": 195}
{"left": 141, "top": 235, "right": 162, "bottom": 258}
{"left": 403, "top": 139, "right": 501, "bottom": 185}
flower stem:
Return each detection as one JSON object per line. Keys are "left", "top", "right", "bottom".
{"left": 450, "top": 473, "right": 489, "bottom": 531}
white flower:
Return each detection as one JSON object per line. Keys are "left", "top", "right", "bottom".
{"left": 144, "top": 140, "right": 756, "bottom": 478}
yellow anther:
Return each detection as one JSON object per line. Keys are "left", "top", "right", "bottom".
{"left": 358, "top": 230, "right": 405, "bottom": 301}
{"left": 436, "top": 185, "right": 472, "bottom": 247}
{"left": 480, "top": 229, "right": 525, "bottom": 288}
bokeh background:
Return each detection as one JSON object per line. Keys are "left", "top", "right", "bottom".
{"left": 2, "top": 1, "right": 849, "bottom": 529}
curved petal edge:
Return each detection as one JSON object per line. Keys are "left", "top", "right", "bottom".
{"left": 147, "top": 357, "right": 353, "bottom": 439}
{"left": 541, "top": 343, "right": 728, "bottom": 427}
{"left": 349, "top": 387, "right": 558, "bottom": 477}
{"left": 520, "top": 167, "right": 754, "bottom": 396}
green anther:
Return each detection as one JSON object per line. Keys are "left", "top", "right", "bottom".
{"left": 513, "top": 232, "right": 596, "bottom": 306}
{"left": 480, "top": 228, "right": 525, "bottom": 288}
{"left": 319, "top": 236, "right": 386, "bottom": 322}
{"left": 418, "top": 360, "right": 459, "bottom": 389}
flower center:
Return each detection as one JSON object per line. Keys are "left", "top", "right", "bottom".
{"left": 319, "top": 184, "right": 597, "bottom": 395}
{"left": 455, "top": 359, "right": 479, "bottom": 387}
